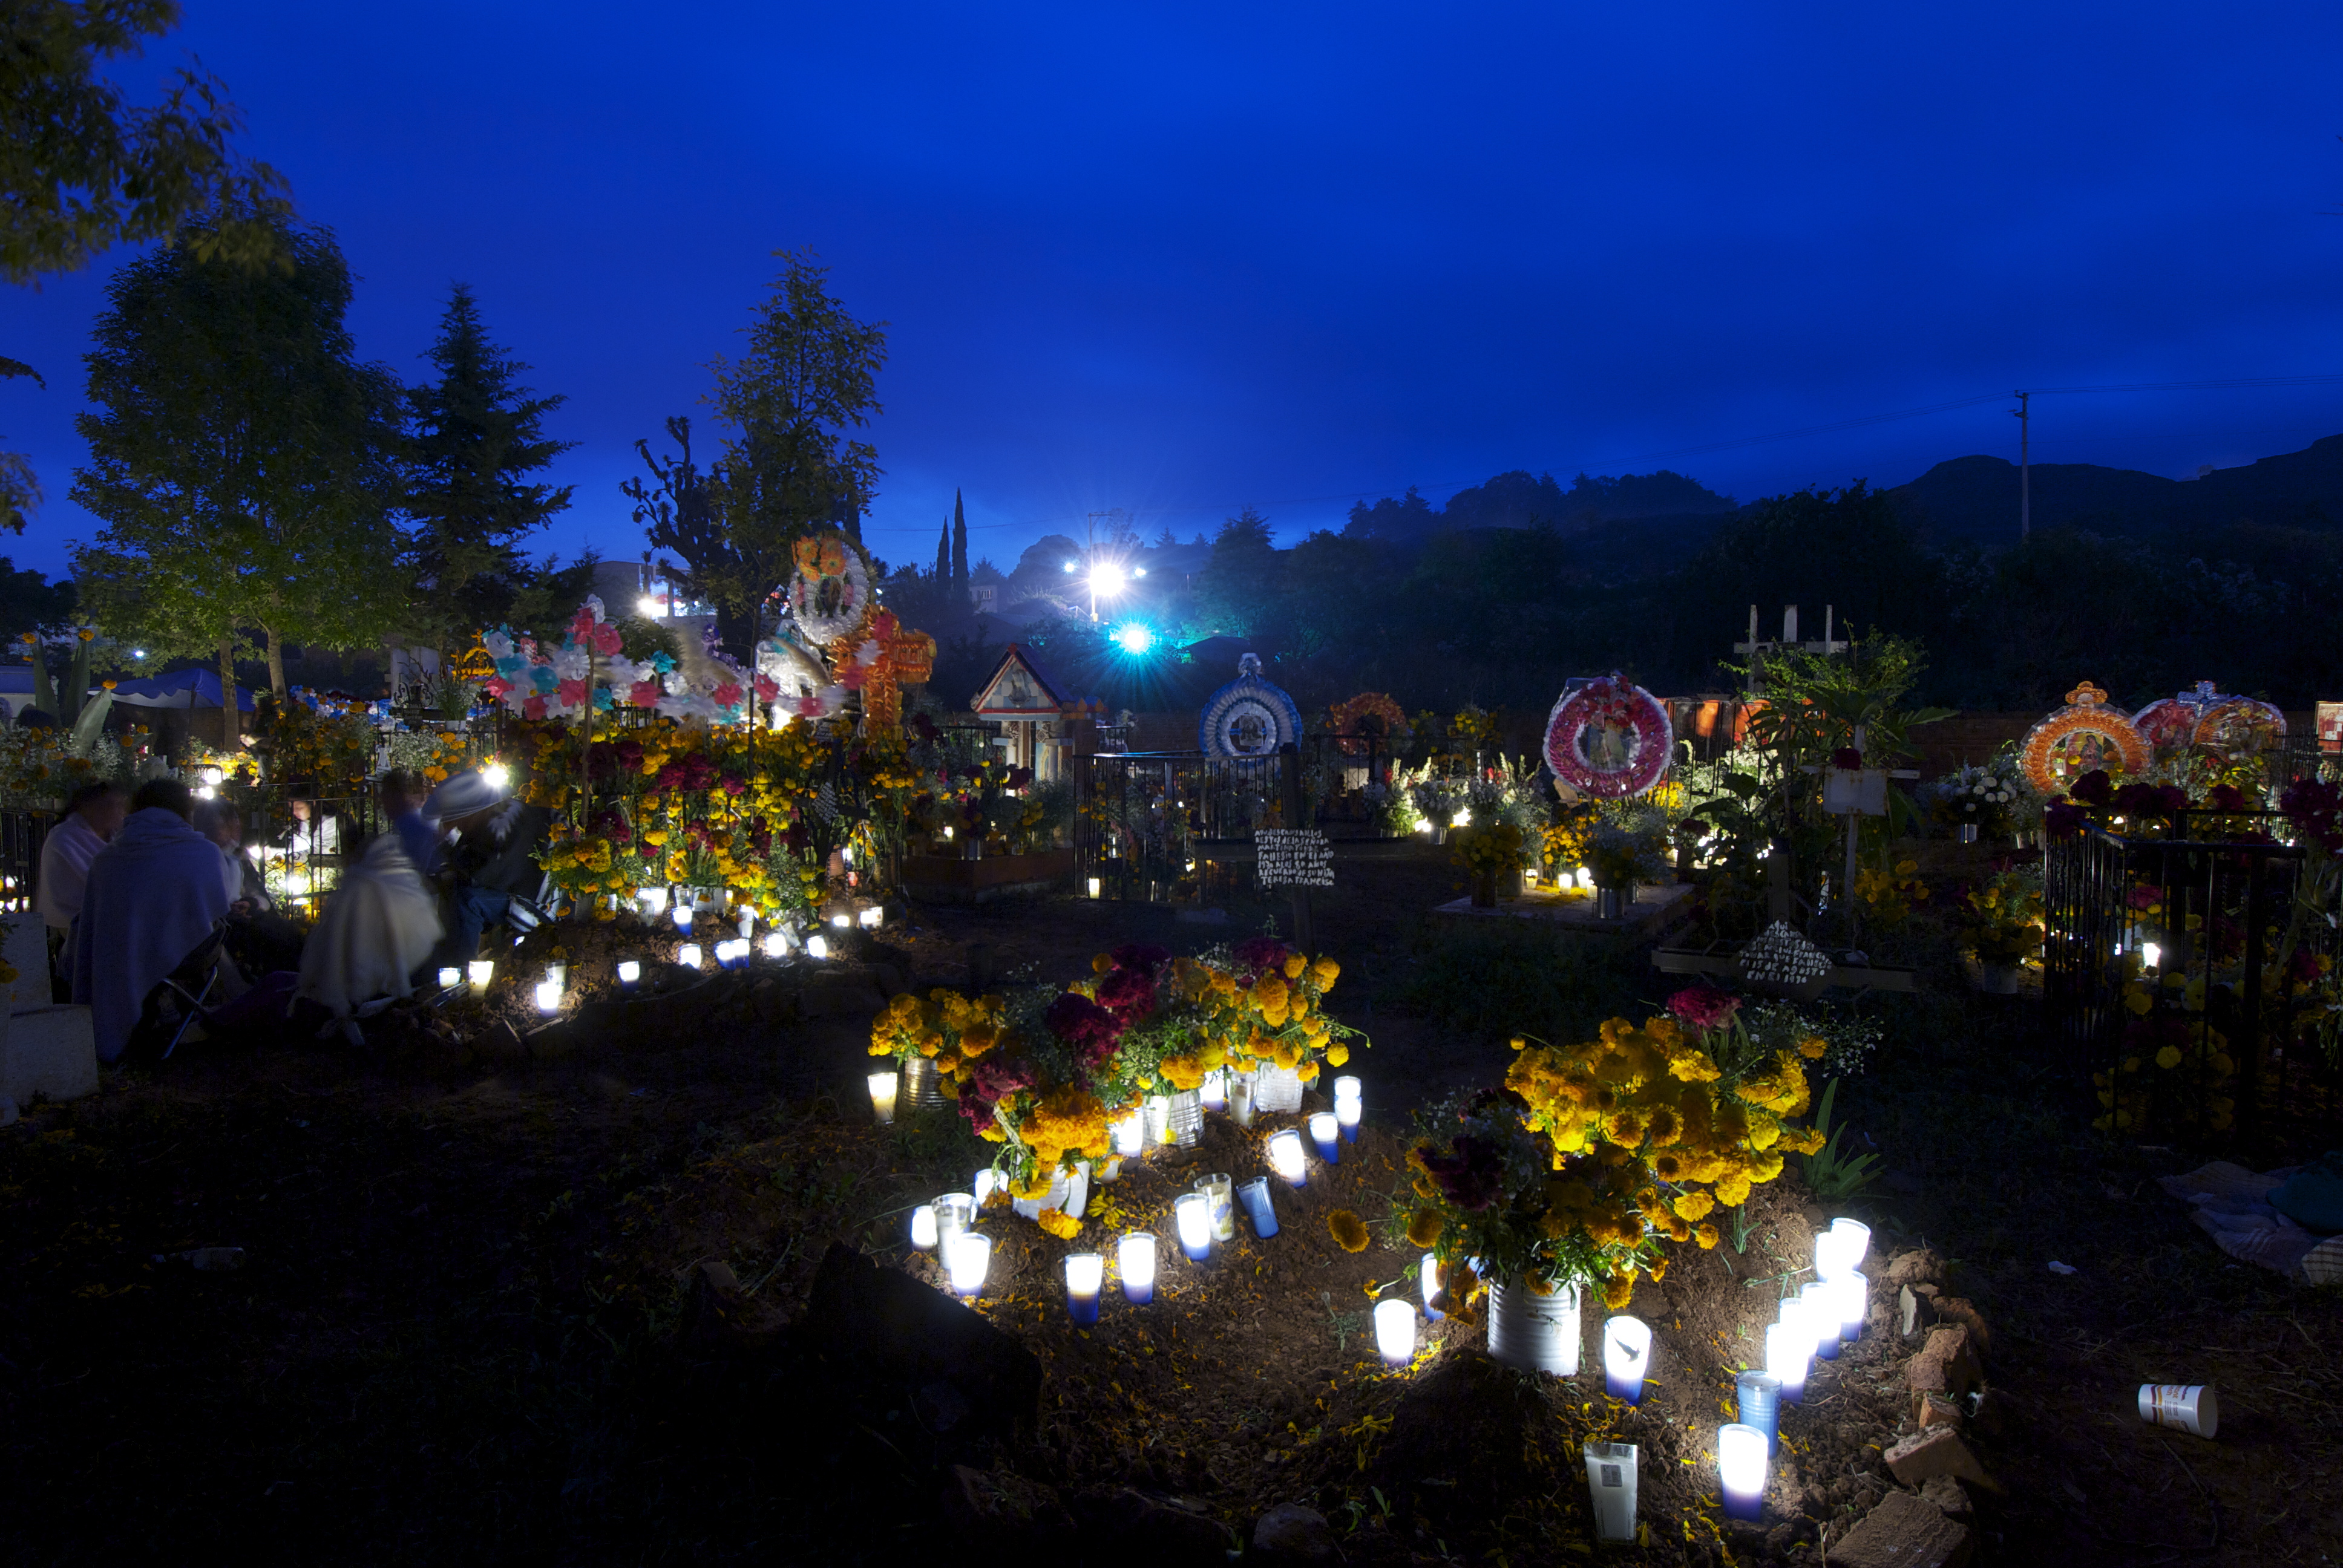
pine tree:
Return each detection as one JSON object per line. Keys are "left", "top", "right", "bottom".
{"left": 934, "top": 515, "right": 950, "bottom": 581}
{"left": 403, "top": 284, "right": 574, "bottom": 664}
{"left": 951, "top": 488, "right": 968, "bottom": 591}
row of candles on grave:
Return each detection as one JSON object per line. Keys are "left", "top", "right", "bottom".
{"left": 431, "top": 924, "right": 847, "bottom": 1014}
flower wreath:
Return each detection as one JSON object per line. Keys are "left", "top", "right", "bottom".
{"left": 2019, "top": 680, "right": 2148, "bottom": 795}
{"left": 1542, "top": 673, "right": 1672, "bottom": 799}
{"left": 786, "top": 532, "right": 874, "bottom": 647}
{"left": 1199, "top": 654, "right": 1303, "bottom": 757}
{"left": 2192, "top": 696, "right": 2286, "bottom": 756}
{"left": 2131, "top": 697, "right": 2201, "bottom": 751}
{"left": 1329, "top": 691, "right": 1408, "bottom": 756}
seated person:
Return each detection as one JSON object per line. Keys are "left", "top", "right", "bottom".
{"left": 293, "top": 778, "right": 444, "bottom": 1028}
{"left": 37, "top": 780, "right": 127, "bottom": 998}
{"left": 195, "top": 798, "right": 305, "bottom": 979}
{"left": 422, "top": 769, "right": 550, "bottom": 968}
{"left": 381, "top": 768, "right": 443, "bottom": 873}
{"left": 70, "top": 777, "right": 232, "bottom": 1064}
{"left": 286, "top": 796, "right": 342, "bottom": 861}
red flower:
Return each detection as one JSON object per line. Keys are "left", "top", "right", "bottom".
{"left": 712, "top": 681, "right": 744, "bottom": 708}
{"left": 1665, "top": 985, "right": 1742, "bottom": 1030}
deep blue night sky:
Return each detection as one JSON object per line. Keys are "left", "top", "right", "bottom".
{"left": 4, "top": 1, "right": 2341, "bottom": 581}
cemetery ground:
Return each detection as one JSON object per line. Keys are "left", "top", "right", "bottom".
{"left": 3, "top": 844, "right": 2340, "bottom": 1567}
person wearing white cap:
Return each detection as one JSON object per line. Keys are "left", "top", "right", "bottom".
{"left": 423, "top": 767, "right": 550, "bottom": 967}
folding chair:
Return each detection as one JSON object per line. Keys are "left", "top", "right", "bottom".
{"left": 145, "top": 923, "right": 228, "bottom": 1062}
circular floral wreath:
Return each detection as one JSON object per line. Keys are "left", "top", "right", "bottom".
{"left": 1329, "top": 691, "right": 1408, "bottom": 755}
{"left": 2020, "top": 681, "right": 2148, "bottom": 794}
{"left": 786, "top": 532, "right": 874, "bottom": 647}
{"left": 2131, "top": 697, "right": 2200, "bottom": 752}
{"left": 2194, "top": 697, "right": 2286, "bottom": 754}
{"left": 1200, "top": 655, "right": 1303, "bottom": 757}
{"left": 1543, "top": 673, "right": 1673, "bottom": 799}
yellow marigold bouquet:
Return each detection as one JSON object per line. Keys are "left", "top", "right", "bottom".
{"left": 1958, "top": 868, "right": 2044, "bottom": 966}
{"left": 1408, "top": 993, "right": 1825, "bottom": 1315}
{"left": 1449, "top": 820, "right": 1526, "bottom": 878}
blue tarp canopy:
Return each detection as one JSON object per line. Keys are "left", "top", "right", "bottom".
{"left": 105, "top": 668, "right": 257, "bottom": 712}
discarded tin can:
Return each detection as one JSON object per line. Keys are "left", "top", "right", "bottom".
{"left": 2138, "top": 1383, "right": 2218, "bottom": 1439}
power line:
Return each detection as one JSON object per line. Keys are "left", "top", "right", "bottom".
{"left": 860, "top": 372, "right": 2343, "bottom": 535}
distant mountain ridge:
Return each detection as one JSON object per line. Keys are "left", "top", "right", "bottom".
{"left": 1345, "top": 468, "right": 1736, "bottom": 541}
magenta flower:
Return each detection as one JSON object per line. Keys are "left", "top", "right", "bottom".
{"left": 1666, "top": 985, "right": 1742, "bottom": 1031}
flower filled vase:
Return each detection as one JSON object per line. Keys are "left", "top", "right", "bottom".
{"left": 1470, "top": 869, "right": 1499, "bottom": 908}
{"left": 1594, "top": 885, "right": 1630, "bottom": 921}
{"left": 1253, "top": 1065, "right": 1306, "bottom": 1116}
{"left": 1487, "top": 1277, "right": 1582, "bottom": 1376}
{"left": 900, "top": 1054, "right": 948, "bottom": 1108}
{"left": 1165, "top": 1087, "right": 1204, "bottom": 1147}
{"left": 1973, "top": 962, "right": 2022, "bottom": 995}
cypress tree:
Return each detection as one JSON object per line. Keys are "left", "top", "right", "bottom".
{"left": 935, "top": 515, "right": 951, "bottom": 581}
{"left": 951, "top": 488, "right": 968, "bottom": 590}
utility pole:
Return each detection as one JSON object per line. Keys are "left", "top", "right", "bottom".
{"left": 2012, "top": 391, "right": 2031, "bottom": 541}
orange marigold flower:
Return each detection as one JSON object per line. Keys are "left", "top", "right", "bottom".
{"left": 1326, "top": 1210, "right": 1371, "bottom": 1252}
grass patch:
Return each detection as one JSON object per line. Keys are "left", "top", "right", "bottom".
{"left": 1392, "top": 920, "right": 1651, "bottom": 1043}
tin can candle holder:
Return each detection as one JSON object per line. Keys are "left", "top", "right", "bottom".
{"left": 1487, "top": 1278, "right": 1581, "bottom": 1376}
{"left": 1736, "top": 1371, "right": 1782, "bottom": 1454}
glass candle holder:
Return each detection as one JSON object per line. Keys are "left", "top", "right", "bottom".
{"left": 1735, "top": 1371, "right": 1782, "bottom": 1455}
{"left": 678, "top": 943, "right": 703, "bottom": 970}
{"left": 616, "top": 959, "right": 641, "bottom": 992}
{"left": 1194, "top": 1174, "right": 1236, "bottom": 1242}
{"left": 1824, "top": 1218, "right": 1871, "bottom": 1280}
{"left": 1228, "top": 1070, "right": 1257, "bottom": 1128}
{"left": 1833, "top": 1270, "right": 1869, "bottom": 1342}
{"left": 858, "top": 907, "right": 882, "bottom": 929}
{"left": 806, "top": 934, "right": 828, "bottom": 960}
{"left": 1421, "top": 1252, "right": 1444, "bottom": 1319}
{"left": 933, "top": 1193, "right": 976, "bottom": 1247}
{"left": 1308, "top": 1112, "right": 1341, "bottom": 1165}
{"left": 466, "top": 959, "right": 493, "bottom": 993}
{"left": 1111, "top": 1113, "right": 1145, "bottom": 1158}
{"left": 909, "top": 1204, "right": 938, "bottom": 1250}
{"left": 1267, "top": 1129, "right": 1308, "bottom": 1186}
{"left": 1145, "top": 1094, "right": 1172, "bottom": 1147}
{"left": 1175, "top": 1194, "right": 1212, "bottom": 1261}
{"left": 1237, "top": 1177, "right": 1279, "bottom": 1238}
{"left": 1118, "top": 1232, "right": 1156, "bottom": 1304}
{"left": 737, "top": 907, "right": 756, "bottom": 939}
{"left": 763, "top": 930, "right": 788, "bottom": 959}
{"left": 1602, "top": 1315, "right": 1653, "bottom": 1403}
{"left": 534, "top": 979, "right": 561, "bottom": 1015}
{"left": 867, "top": 1070, "right": 899, "bottom": 1126}
{"left": 1335, "top": 1097, "right": 1361, "bottom": 1143}
{"left": 946, "top": 1232, "right": 991, "bottom": 1297}
{"left": 435, "top": 966, "right": 461, "bottom": 990}
{"left": 1374, "top": 1299, "right": 1417, "bottom": 1366}
{"left": 1717, "top": 1423, "right": 1769, "bottom": 1521}
{"left": 1201, "top": 1070, "right": 1227, "bottom": 1112}
{"left": 673, "top": 904, "right": 693, "bottom": 933}
{"left": 1065, "top": 1253, "right": 1104, "bottom": 1325}
{"left": 1332, "top": 1074, "right": 1362, "bottom": 1105}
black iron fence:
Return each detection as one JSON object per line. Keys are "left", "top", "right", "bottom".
{"left": 2046, "top": 812, "right": 2342, "bottom": 1158}
{"left": 0, "top": 808, "right": 51, "bottom": 915}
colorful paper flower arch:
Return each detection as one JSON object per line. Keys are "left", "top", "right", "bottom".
{"left": 1542, "top": 673, "right": 1673, "bottom": 799}
{"left": 2020, "top": 681, "right": 2149, "bottom": 794}
{"left": 1200, "top": 654, "right": 1303, "bottom": 757}
{"left": 786, "top": 532, "right": 875, "bottom": 648}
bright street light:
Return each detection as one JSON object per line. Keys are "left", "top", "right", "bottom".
{"left": 1113, "top": 622, "right": 1155, "bottom": 656}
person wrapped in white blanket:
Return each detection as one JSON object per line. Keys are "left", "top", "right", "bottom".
{"left": 294, "top": 773, "right": 444, "bottom": 1032}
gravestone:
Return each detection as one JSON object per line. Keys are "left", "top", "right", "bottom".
{"left": 1254, "top": 829, "right": 1334, "bottom": 890}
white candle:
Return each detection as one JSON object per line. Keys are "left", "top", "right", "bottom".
{"left": 1603, "top": 1315, "right": 1653, "bottom": 1403}
{"left": 1201, "top": 1070, "right": 1227, "bottom": 1112}
{"left": 673, "top": 904, "right": 693, "bottom": 933}
{"left": 763, "top": 930, "right": 788, "bottom": 959}
{"left": 1833, "top": 1270, "right": 1869, "bottom": 1342}
{"left": 1112, "top": 1113, "right": 1144, "bottom": 1158}
{"left": 466, "top": 959, "right": 493, "bottom": 993}
{"left": 909, "top": 1204, "right": 938, "bottom": 1249}
{"left": 1374, "top": 1299, "right": 1417, "bottom": 1365}
{"left": 1267, "top": 1128, "right": 1308, "bottom": 1186}
{"left": 616, "top": 959, "right": 641, "bottom": 990}
{"left": 858, "top": 906, "right": 882, "bottom": 929}
{"left": 1118, "top": 1232, "right": 1156, "bottom": 1304}
{"left": 946, "top": 1232, "right": 991, "bottom": 1296}
{"left": 1717, "top": 1422, "right": 1769, "bottom": 1521}
{"left": 1065, "top": 1252, "right": 1104, "bottom": 1324}
{"left": 867, "top": 1070, "right": 899, "bottom": 1126}
{"left": 436, "top": 966, "right": 461, "bottom": 990}
{"left": 1087, "top": 877, "right": 1103, "bottom": 899}
{"left": 1764, "top": 1320, "right": 1809, "bottom": 1405}
{"left": 1308, "top": 1111, "right": 1341, "bottom": 1163}
{"left": 678, "top": 943, "right": 703, "bottom": 970}
{"left": 1421, "top": 1252, "right": 1444, "bottom": 1319}
{"left": 806, "top": 935, "right": 828, "bottom": 960}
{"left": 1822, "top": 1218, "right": 1870, "bottom": 1279}
{"left": 533, "top": 979, "right": 561, "bottom": 1015}
{"left": 1175, "top": 1194, "right": 1212, "bottom": 1261}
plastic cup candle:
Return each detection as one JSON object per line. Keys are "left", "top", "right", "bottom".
{"left": 1421, "top": 1253, "right": 1444, "bottom": 1319}
{"left": 829, "top": 913, "right": 851, "bottom": 930}
{"left": 867, "top": 1070, "right": 899, "bottom": 1126}
{"left": 1764, "top": 1321, "right": 1809, "bottom": 1406}
{"left": 934, "top": 1194, "right": 976, "bottom": 1246}
{"left": 673, "top": 904, "right": 693, "bottom": 933}
{"left": 1584, "top": 1441, "right": 1639, "bottom": 1543}
{"left": 1228, "top": 1071, "right": 1257, "bottom": 1128}
{"left": 1833, "top": 1270, "right": 1869, "bottom": 1342}
{"left": 616, "top": 959, "right": 641, "bottom": 993}
{"left": 858, "top": 907, "right": 882, "bottom": 929}
{"left": 1717, "top": 1422, "right": 1769, "bottom": 1520}
{"left": 1065, "top": 1253, "right": 1104, "bottom": 1325}
{"left": 909, "top": 1204, "right": 939, "bottom": 1250}
{"left": 736, "top": 907, "right": 756, "bottom": 939}
{"left": 1823, "top": 1218, "right": 1871, "bottom": 1280}
{"left": 1333, "top": 1076, "right": 1363, "bottom": 1142}
{"left": 1308, "top": 1111, "right": 1341, "bottom": 1165}
{"left": 1603, "top": 1316, "right": 1653, "bottom": 1403}
{"left": 467, "top": 959, "right": 493, "bottom": 994}
{"left": 973, "top": 1168, "right": 998, "bottom": 1206}
{"left": 805, "top": 934, "right": 828, "bottom": 960}
{"left": 543, "top": 962, "right": 566, "bottom": 990}
{"left": 1087, "top": 877, "right": 1102, "bottom": 899}
{"left": 946, "top": 1231, "right": 992, "bottom": 1297}
{"left": 1118, "top": 1232, "right": 1157, "bottom": 1304}
{"left": 1112, "top": 1113, "right": 1145, "bottom": 1158}
{"left": 1801, "top": 1284, "right": 1840, "bottom": 1360}
{"left": 1237, "top": 1177, "right": 1279, "bottom": 1238}
{"left": 1175, "top": 1194, "right": 1213, "bottom": 1261}
{"left": 1267, "top": 1128, "right": 1308, "bottom": 1186}
{"left": 1736, "top": 1371, "right": 1783, "bottom": 1454}
{"left": 534, "top": 979, "right": 561, "bottom": 1016}
{"left": 678, "top": 943, "right": 703, "bottom": 971}
{"left": 1195, "top": 1174, "right": 1236, "bottom": 1242}
{"left": 1374, "top": 1299, "right": 1417, "bottom": 1367}
{"left": 763, "top": 931, "right": 788, "bottom": 959}
{"left": 1201, "top": 1070, "right": 1227, "bottom": 1112}
{"left": 436, "top": 966, "right": 461, "bottom": 990}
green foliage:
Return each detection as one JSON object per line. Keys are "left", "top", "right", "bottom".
{"left": 1191, "top": 505, "right": 1282, "bottom": 638}
{"left": 401, "top": 283, "right": 574, "bottom": 658}
{"left": 69, "top": 212, "right": 404, "bottom": 704}
{"left": 0, "top": 559, "right": 76, "bottom": 641}
{"left": 1795, "top": 1078, "right": 1882, "bottom": 1200}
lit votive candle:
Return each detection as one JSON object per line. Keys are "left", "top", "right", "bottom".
{"left": 1267, "top": 1128, "right": 1308, "bottom": 1186}
{"left": 1065, "top": 1252, "right": 1104, "bottom": 1325}
{"left": 1801, "top": 1283, "right": 1840, "bottom": 1361}
{"left": 909, "top": 1204, "right": 939, "bottom": 1250}
{"left": 1086, "top": 876, "right": 1102, "bottom": 899}
{"left": 678, "top": 942, "right": 703, "bottom": 970}
{"left": 1824, "top": 1218, "right": 1871, "bottom": 1281}
{"left": 737, "top": 907, "right": 756, "bottom": 939}
{"left": 1765, "top": 1319, "right": 1809, "bottom": 1406}
{"left": 1194, "top": 1174, "right": 1236, "bottom": 1243}
{"left": 1374, "top": 1298, "right": 1417, "bottom": 1367}
{"left": 1201, "top": 1070, "right": 1227, "bottom": 1112}
{"left": 533, "top": 979, "right": 561, "bottom": 1015}
{"left": 1112, "top": 1112, "right": 1144, "bottom": 1158}
{"left": 806, "top": 934, "right": 828, "bottom": 960}
{"left": 673, "top": 904, "right": 693, "bottom": 933}
{"left": 858, "top": 906, "right": 882, "bottom": 929}
{"left": 828, "top": 912, "right": 851, "bottom": 930}
{"left": 1421, "top": 1253, "right": 1444, "bottom": 1319}
{"left": 1717, "top": 1422, "right": 1769, "bottom": 1521}
{"left": 1237, "top": 1177, "right": 1279, "bottom": 1238}
{"left": 763, "top": 930, "right": 788, "bottom": 959}
{"left": 1145, "top": 1094, "right": 1171, "bottom": 1146}
{"left": 543, "top": 962, "right": 566, "bottom": 990}
{"left": 1603, "top": 1315, "right": 1653, "bottom": 1403}
{"left": 1335, "top": 1096, "right": 1361, "bottom": 1143}
{"left": 616, "top": 959, "right": 641, "bottom": 993}
{"left": 934, "top": 1193, "right": 976, "bottom": 1247}
{"left": 466, "top": 959, "right": 493, "bottom": 994}
{"left": 946, "top": 1231, "right": 991, "bottom": 1297}
{"left": 1834, "top": 1270, "right": 1869, "bottom": 1343}
{"left": 1308, "top": 1111, "right": 1341, "bottom": 1165}
{"left": 1228, "top": 1070, "right": 1257, "bottom": 1128}
{"left": 1175, "top": 1194, "right": 1213, "bottom": 1262}
{"left": 1118, "top": 1232, "right": 1156, "bottom": 1304}
{"left": 867, "top": 1070, "right": 899, "bottom": 1126}
{"left": 436, "top": 966, "right": 461, "bottom": 990}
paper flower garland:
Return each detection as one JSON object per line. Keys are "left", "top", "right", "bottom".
{"left": 1544, "top": 674, "right": 1672, "bottom": 799}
